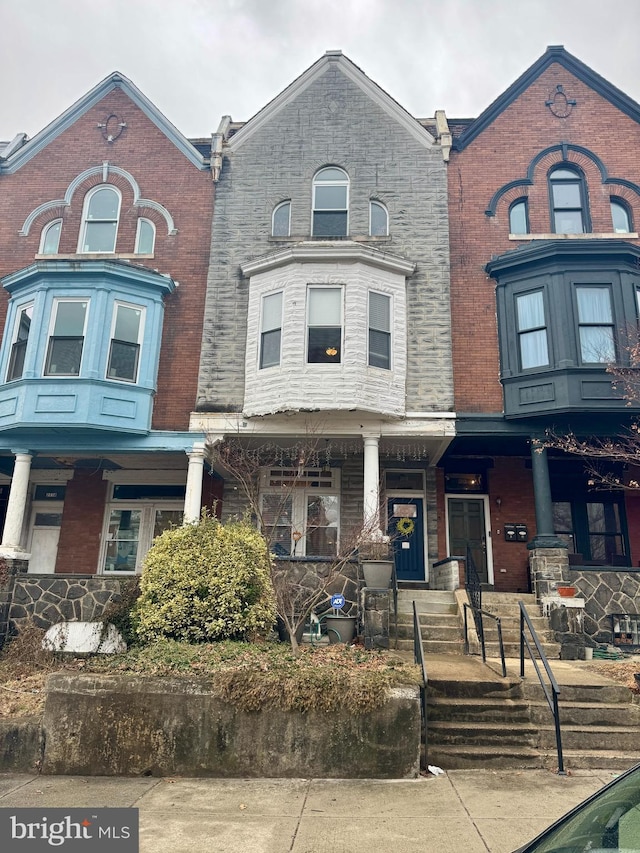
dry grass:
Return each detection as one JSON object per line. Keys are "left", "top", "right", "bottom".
{"left": 587, "top": 659, "right": 640, "bottom": 694}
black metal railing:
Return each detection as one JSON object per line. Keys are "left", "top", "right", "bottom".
{"left": 519, "top": 601, "right": 565, "bottom": 775}
{"left": 463, "top": 603, "right": 507, "bottom": 677}
{"left": 465, "top": 546, "right": 484, "bottom": 647}
{"left": 391, "top": 556, "right": 398, "bottom": 650}
{"left": 413, "top": 600, "right": 428, "bottom": 768}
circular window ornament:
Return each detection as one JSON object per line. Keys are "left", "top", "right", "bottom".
{"left": 396, "top": 517, "right": 415, "bottom": 536}
{"left": 545, "top": 85, "right": 576, "bottom": 118}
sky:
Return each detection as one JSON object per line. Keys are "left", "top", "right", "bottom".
{"left": 2, "top": 0, "right": 640, "bottom": 141}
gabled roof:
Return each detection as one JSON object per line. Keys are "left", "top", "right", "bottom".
{"left": 453, "top": 45, "right": 640, "bottom": 151}
{"left": 227, "top": 50, "right": 435, "bottom": 151}
{"left": 0, "top": 72, "right": 210, "bottom": 174}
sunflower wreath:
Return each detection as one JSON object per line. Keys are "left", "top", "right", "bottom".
{"left": 396, "top": 517, "right": 415, "bottom": 536}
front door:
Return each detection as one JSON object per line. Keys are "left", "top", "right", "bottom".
{"left": 447, "top": 497, "right": 490, "bottom": 585}
{"left": 387, "top": 498, "right": 425, "bottom": 582}
{"left": 28, "top": 505, "right": 63, "bottom": 573}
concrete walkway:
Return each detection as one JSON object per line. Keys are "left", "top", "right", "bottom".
{"left": 0, "top": 768, "right": 625, "bottom": 853}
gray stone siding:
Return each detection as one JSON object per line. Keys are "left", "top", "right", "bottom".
{"left": 198, "top": 61, "right": 452, "bottom": 414}
{"left": 570, "top": 570, "right": 640, "bottom": 642}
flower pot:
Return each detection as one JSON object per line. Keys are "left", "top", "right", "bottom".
{"left": 362, "top": 560, "right": 393, "bottom": 589}
{"left": 557, "top": 586, "right": 576, "bottom": 597}
{"left": 324, "top": 615, "right": 357, "bottom": 645}
{"left": 276, "top": 617, "right": 305, "bottom": 644}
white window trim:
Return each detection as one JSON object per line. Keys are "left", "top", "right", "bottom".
{"left": 306, "top": 285, "right": 344, "bottom": 364}
{"left": 272, "top": 201, "right": 291, "bottom": 237}
{"left": 99, "top": 498, "right": 184, "bottom": 575}
{"left": 44, "top": 297, "right": 89, "bottom": 377}
{"left": 369, "top": 200, "right": 389, "bottom": 237}
{"left": 368, "top": 289, "right": 392, "bottom": 370}
{"left": 134, "top": 217, "right": 156, "bottom": 254}
{"left": 312, "top": 167, "right": 349, "bottom": 237}
{"left": 106, "top": 300, "right": 146, "bottom": 383}
{"left": 77, "top": 185, "right": 122, "bottom": 254}
{"left": 39, "top": 219, "right": 62, "bottom": 255}
{"left": 259, "top": 290, "right": 283, "bottom": 369}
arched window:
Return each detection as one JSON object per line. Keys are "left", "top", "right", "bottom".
{"left": 135, "top": 218, "right": 156, "bottom": 254}
{"left": 78, "top": 186, "right": 121, "bottom": 253}
{"left": 509, "top": 199, "right": 529, "bottom": 235}
{"left": 369, "top": 201, "right": 388, "bottom": 236}
{"left": 611, "top": 198, "right": 632, "bottom": 233}
{"left": 272, "top": 201, "right": 291, "bottom": 237}
{"left": 39, "top": 219, "right": 62, "bottom": 255}
{"left": 548, "top": 166, "right": 589, "bottom": 234}
{"left": 312, "top": 167, "right": 348, "bottom": 237}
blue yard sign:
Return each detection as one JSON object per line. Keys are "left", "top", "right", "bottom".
{"left": 330, "top": 594, "right": 345, "bottom": 610}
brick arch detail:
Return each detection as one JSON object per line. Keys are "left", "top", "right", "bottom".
{"left": 19, "top": 164, "right": 176, "bottom": 237}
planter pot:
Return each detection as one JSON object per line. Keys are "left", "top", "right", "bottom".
{"left": 557, "top": 586, "right": 576, "bottom": 597}
{"left": 276, "top": 617, "right": 305, "bottom": 644}
{"left": 362, "top": 560, "right": 393, "bottom": 589}
{"left": 324, "top": 615, "right": 357, "bottom": 645}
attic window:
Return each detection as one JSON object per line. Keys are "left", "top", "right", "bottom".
{"left": 312, "top": 167, "right": 348, "bottom": 237}
{"left": 78, "top": 186, "right": 121, "bottom": 253}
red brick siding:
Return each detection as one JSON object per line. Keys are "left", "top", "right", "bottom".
{"left": 55, "top": 470, "right": 108, "bottom": 574}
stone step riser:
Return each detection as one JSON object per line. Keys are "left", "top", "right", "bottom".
{"left": 428, "top": 706, "right": 531, "bottom": 723}
{"left": 429, "top": 725, "right": 538, "bottom": 748}
{"left": 394, "top": 639, "right": 466, "bottom": 654}
{"left": 482, "top": 643, "right": 561, "bottom": 657}
{"left": 428, "top": 682, "right": 523, "bottom": 700}
{"left": 395, "top": 626, "right": 463, "bottom": 641}
{"left": 395, "top": 603, "right": 457, "bottom": 615}
{"left": 427, "top": 750, "right": 543, "bottom": 770}
{"left": 537, "top": 728, "right": 640, "bottom": 751}
{"left": 530, "top": 705, "right": 640, "bottom": 727}
{"left": 540, "top": 752, "right": 640, "bottom": 772}
{"left": 523, "top": 683, "right": 632, "bottom": 704}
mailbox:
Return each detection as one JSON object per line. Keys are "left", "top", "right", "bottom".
{"left": 504, "top": 524, "right": 528, "bottom": 542}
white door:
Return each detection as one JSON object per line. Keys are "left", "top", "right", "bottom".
{"left": 28, "top": 506, "right": 63, "bottom": 573}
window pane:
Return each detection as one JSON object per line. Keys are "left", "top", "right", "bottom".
{"left": 313, "top": 211, "right": 347, "bottom": 236}
{"left": 262, "top": 495, "right": 292, "bottom": 556}
{"left": 153, "top": 509, "right": 183, "bottom": 538}
{"left": 517, "top": 291, "right": 544, "bottom": 331}
{"left": 308, "top": 327, "right": 341, "bottom": 363}
{"left": 108, "top": 340, "right": 140, "bottom": 381}
{"left": 309, "top": 289, "right": 341, "bottom": 325}
{"left": 577, "top": 288, "right": 612, "bottom": 323}
{"left": 83, "top": 221, "right": 118, "bottom": 252}
{"left": 262, "top": 292, "right": 282, "bottom": 332}
{"left": 509, "top": 201, "right": 528, "bottom": 234}
{"left": 306, "top": 495, "right": 338, "bottom": 557}
{"left": 272, "top": 202, "right": 290, "bottom": 237}
{"left": 611, "top": 200, "right": 631, "bottom": 233}
{"left": 369, "top": 292, "right": 390, "bottom": 332}
{"left": 136, "top": 219, "right": 155, "bottom": 253}
{"left": 114, "top": 305, "right": 142, "bottom": 343}
{"left": 54, "top": 302, "right": 87, "bottom": 336}
{"left": 103, "top": 509, "right": 141, "bottom": 572}
{"left": 314, "top": 185, "right": 347, "bottom": 210}
{"left": 45, "top": 338, "right": 84, "bottom": 375}
{"left": 580, "top": 326, "right": 615, "bottom": 362}
{"left": 88, "top": 187, "right": 119, "bottom": 220}
{"left": 41, "top": 221, "right": 61, "bottom": 254}
{"left": 550, "top": 169, "right": 578, "bottom": 180}
{"left": 370, "top": 202, "right": 388, "bottom": 236}
{"left": 260, "top": 329, "right": 281, "bottom": 368}
{"left": 7, "top": 306, "right": 33, "bottom": 381}
{"left": 369, "top": 329, "right": 390, "bottom": 369}
{"left": 552, "top": 183, "right": 582, "bottom": 208}
{"left": 315, "top": 168, "right": 347, "bottom": 182}
{"left": 520, "top": 329, "right": 549, "bottom": 369}
{"left": 554, "top": 210, "right": 584, "bottom": 234}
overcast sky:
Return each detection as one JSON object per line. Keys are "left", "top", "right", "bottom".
{"left": 2, "top": 0, "right": 640, "bottom": 141}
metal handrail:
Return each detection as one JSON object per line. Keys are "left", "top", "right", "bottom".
{"left": 465, "top": 546, "right": 484, "bottom": 647}
{"left": 413, "top": 600, "right": 428, "bottom": 769}
{"left": 519, "top": 601, "right": 565, "bottom": 775}
{"left": 463, "top": 603, "right": 507, "bottom": 677}
{"left": 391, "top": 557, "right": 398, "bottom": 649}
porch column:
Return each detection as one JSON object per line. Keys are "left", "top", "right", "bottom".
{"left": 1, "top": 451, "right": 33, "bottom": 552}
{"left": 184, "top": 443, "right": 206, "bottom": 524}
{"left": 528, "top": 437, "right": 565, "bottom": 549}
{"left": 363, "top": 435, "right": 382, "bottom": 537}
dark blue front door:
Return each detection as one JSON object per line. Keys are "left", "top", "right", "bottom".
{"left": 387, "top": 498, "right": 425, "bottom": 582}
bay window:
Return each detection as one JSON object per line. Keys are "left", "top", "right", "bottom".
{"left": 107, "top": 302, "right": 144, "bottom": 382}
{"left": 576, "top": 286, "right": 615, "bottom": 364}
{"left": 516, "top": 290, "right": 548, "bottom": 369}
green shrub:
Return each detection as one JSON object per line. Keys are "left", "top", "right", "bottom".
{"left": 135, "top": 515, "right": 276, "bottom": 643}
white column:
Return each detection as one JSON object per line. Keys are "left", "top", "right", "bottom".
{"left": 363, "top": 435, "right": 382, "bottom": 537}
{"left": 184, "top": 444, "right": 206, "bottom": 524}
{"left": 1, "top": 452, "right": 32, "bottom": 551}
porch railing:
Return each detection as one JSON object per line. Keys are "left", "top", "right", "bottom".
{"left": 519, "top": 601, "right": 565, "bottom": 775}
{"left": 463, "top": 603, "right": 507, "bottom": 677}
{"left": 413, "top": 600, "right": 428, "bottom": 768}
{"left": 465, "top": 545, "right": 484, "bottom": 647}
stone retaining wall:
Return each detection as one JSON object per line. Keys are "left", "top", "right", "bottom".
{"left": 569, "top": 570, "right": 640, "bottom": 642}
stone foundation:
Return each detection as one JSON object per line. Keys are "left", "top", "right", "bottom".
{"left": 431, "top": 557, "right": 464, "bottom": 590}
{"left": 362, "top": 589, "right": 390, "bottom": 649}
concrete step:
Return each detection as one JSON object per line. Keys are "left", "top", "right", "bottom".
{"left": 522, "top": 681, "right": 634, "bottom": 704}
{"left": 429, "top": 720, "right": 538, "bottom": 748}
{"left": 539, "top": 750, "right": 640, "bottom": 772}
{"left": 537, "top": 724, "right": 640, "bottom": 752}
{"left": 395, "top": 598, "right": 457, "bottom": 615}
{"left": 483, "top": 642, "right": 561, "bottom": 658}
{"left": 427, "top": 743, "right": 543, "bottom": 770}
{"left": 395, "top": 638, "right": 465, "bottom": 655}
{"left": 482, "top": 592, "right": 537, "bottom": 605}
{"left": 394, "top": 612, "right": 461, "bottom": 628}
{"left": 395, "top": 623, "right": 463, "bottom": 641}
{"left": 530, "top": 700, "right": 640, "bottom": 727}
{"left": 428, "top": 675, "right": 523, "bottom": 700}
{"left": 428, "top": 696, "right": 531, "bottom": 723}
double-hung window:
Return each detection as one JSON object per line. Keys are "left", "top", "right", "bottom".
{"left": 39, "top": 220, "right": 62, "bottom": 255}
{"left": 553, "top": 499, "right": 627, "bottom": 566}
{"left": 7, "top": 304, "right": 33, "bottom": 381}
{"left": 135, "top": 218, "right": 155, "bottom": 254}
{"left": 368, "top": 291, "right": 391, "bottom": 369}
{"left": 79, "top": 186, "right": 121, "bottom": 253}
{"left": 272, "top": 201, "right": 291, "bottom": 237}
{"left": 107, "top": 302, "right": 144, "bottom": 382}
{"left": 45, "top": 299, "right": 88, "bottom": 376}
{"left": 307, "top": 287, "right": 342, "bottom": 363}
{"left": 576, "top": 286, "right": 615, "bottom": 363}
{"left": 369, "top": 201, "right": 388, "bottom": 236}
{"left": 260, "top": 292, "right": 283, "bottom": 369}
{"left": 260, "top": 468, "right": 340, "bottom": 557}
{"left": 509, "top": 199, "right": 529, "bottom": 235}
{"left": 312, "top": 168, "right": 349, "bottom": 237}
{"left": 611, "top": 198, "right": 632, "bottom": 233}
{"left": 516, "top": 290, "right": 549, "bottom": 369}
{"left": 549, "top": 167, "right": 588, "bottom": 234}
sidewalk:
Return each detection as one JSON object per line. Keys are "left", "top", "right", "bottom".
{"left": 0, "top": 768, "right": 621, "bottom": 853}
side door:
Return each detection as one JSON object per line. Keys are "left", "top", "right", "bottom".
{"left": 447, "top": 497, "right": 491, "bottom": 585}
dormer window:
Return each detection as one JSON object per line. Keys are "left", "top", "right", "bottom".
{"left": 312, "top": 167, "right": 348, "bottom": 237}
{"left": 39, "top": 220, "right": 62, "bottom": 255}
{"left": 78, "top": 186, "right": 121, "bottom": 253}
{"left": 369, "top": 201, "right": 388, "bottom": 236}
{"left": 272, "top": 201, "right": 291, "bottom": 237}
{"left": 611, "top": 198, "right": 632, "bottom": 233}
{"left": 135, "top": 218, "right": 155, "bottom": 254}
{"left": 549, "top": 166, "right": 589, "bottom": 234}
